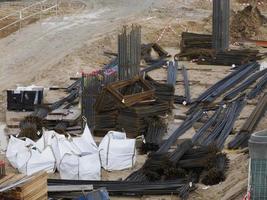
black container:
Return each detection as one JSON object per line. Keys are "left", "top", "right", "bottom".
{"left": 7, "top": 89, "right": 43, "bottom": 111}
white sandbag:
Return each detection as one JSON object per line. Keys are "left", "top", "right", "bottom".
{"left": 99, "top": 131, "right": 136, "bottom": 171}
{"left": 59, "top": 152, "right": 101, "bottom": 180}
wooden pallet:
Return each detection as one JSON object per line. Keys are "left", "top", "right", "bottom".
{"left": 0, "top": 172, "right": 48, "bottom": 200}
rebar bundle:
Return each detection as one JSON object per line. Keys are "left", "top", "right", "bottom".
{"left": 48, "top": 179, "right": 195, "bottom": 199}
{"left": 117, "top": 101, "right": 169, "bottom": 138}
{"left": 157, "top": 109, "right": 204, "bottom": 153}
{"left": 212, "top": 0, "right": 230, "bottom": 51}
{"left": 142, "top": 117, "right": 167, "bottom": 152}
{"left": 224, "top": 68, "right": 267, "bottom": 100}
{"left": 192, "top": 96, "right": 246, "bottom": 150}
{"left": 81, "top": 69, "right": 117, "bottom": 129}
{"left": 228, "top": 93, "right": 267, "bottom": 149}
{"left": 180, "top": 32, "right": 212, "bottom": 52}
{"left": 118, "top": 25, "right": 141, "bottom": 80}
{"left": 146, "top": 76, "right": 175, "bottom": 106}
{"left": 181, "top": 65, "right": 191, "bottom": 104}
{"left": 188, "top": 62, "right": 259, "bottom": 114}
{"left": 247, "top": 72, "right": 267, "bottom": 99}
{"left": 167, "top": 61, "right": 178, "bottom": 87}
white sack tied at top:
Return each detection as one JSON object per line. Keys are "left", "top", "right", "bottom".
{"left": 99, "top": 131, "right": 136, "bottom": 171}
{"left": 54, "top": 124, "right": 101, "bottom": 180}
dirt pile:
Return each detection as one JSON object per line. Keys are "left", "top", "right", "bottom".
{"left": 230, "top": 5, "right": 266, "bottom": 41}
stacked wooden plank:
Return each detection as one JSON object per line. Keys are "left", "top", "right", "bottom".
{"left": 0, "top": 172, "right": 48, "bottom": 200}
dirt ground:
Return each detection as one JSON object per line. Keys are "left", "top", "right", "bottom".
{"left": 0, "top": 0, "right": 267, "bottom": 199}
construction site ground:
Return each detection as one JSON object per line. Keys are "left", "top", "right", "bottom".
{"left": 0, "top": 0, "right": 267, "bottom": 199}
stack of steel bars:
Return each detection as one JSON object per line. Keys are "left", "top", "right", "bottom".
{"left": 192, "top": 95, "right": 246, "bottom": 150}
{"left": 167, "top": 61, "right": 178, "bottom": 86}
{"left": 188, "top": 62, "right": 260, "bottom": 114}
{"left": 142, "top": 117, "right": 166, "bottom": 152}
{"left": 117, "top": 101, "right": 170, "bottom": 138}
{"left": 48, "top": 179, "right": 195, "bottom": 199}
{"left": 118, "top": 25, "right": 141, "bottom": 81}
{"left": 212, "top": 0, "right": 230, "bottom": 52}
{"left": 228, "top": 93, "right": 267, "bottom": 149}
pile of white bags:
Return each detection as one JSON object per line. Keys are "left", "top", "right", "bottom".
{"left": 99, "top": 131, "right": 136, "bottom": 171}
{"left": 6, "top": 125, "right": 136, "bottom": 179}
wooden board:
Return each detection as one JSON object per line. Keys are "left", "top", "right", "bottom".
{"left": 0, "top": 171, "right": 48, "bottom": 200}
{"left": 45, "top": 108, "right": 81, "bottom": 122}
{"left": 5, "top": 111, "right": 32, "bottom": 127}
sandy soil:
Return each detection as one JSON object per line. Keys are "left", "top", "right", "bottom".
{"left": 0, "top": 0, "right": 267, "bottom": 199}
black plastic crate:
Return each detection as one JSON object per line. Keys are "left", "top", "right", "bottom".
{"left": 7, "top": 89, "right": 43, "bottom": 111}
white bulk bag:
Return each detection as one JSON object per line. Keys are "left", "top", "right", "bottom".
{"left": 99, "top": 131, "right": 136, "bottom": 171}
{"left": 6, "top": 136, "right": 35, "bottom": 169}
{"left": 55, "top": 124, "right": 101, "bottom": 180}
{"left": 72, "top": 123, "right": 98, "bottom": 154}
{"left": 59, "top": 152, "right": 101, "bottom": 180}
{"left": 19, "top": 146, "right": 56, "bottom": 175}
{"left": 6, "top": 136, "right": 56, "bottom": 175}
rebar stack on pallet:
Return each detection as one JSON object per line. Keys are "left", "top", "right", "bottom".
{"left": 118, "top": 25, "right": 141, "bottom": 81}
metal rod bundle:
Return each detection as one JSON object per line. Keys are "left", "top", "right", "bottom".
{"left": 247, "top": 72, "right": 267, "bottom": 99}
{"left": 188, "top": 62, "right": 259, "bottom": 114}
{"left": 224, "top": 68, "right": 267, "bottom": 100}
{"left": 157, "top": 109, "right": 204, "bottom": 153}
{"left": 167, "top": 61, "right": 178, "bottom": 87}
{"left": 81, "top": 70, "right": 117, "bottom": 129}
{"left": 181, "top": 65, "right": 191, "bottom": 104}
{"left": 193, "top": 96, "right": 246, "bottom": 150}
{"left": 142, "top": 117, "right": 167, "bottom": 152}
{"left": 48, "top": 179, "right": 194, "bottom": 198}
{"left": 118, "top": 25, "right": 141, "bottom": 80}
{"left": 228, "top": 93, "right": 267, "bottom": 149}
